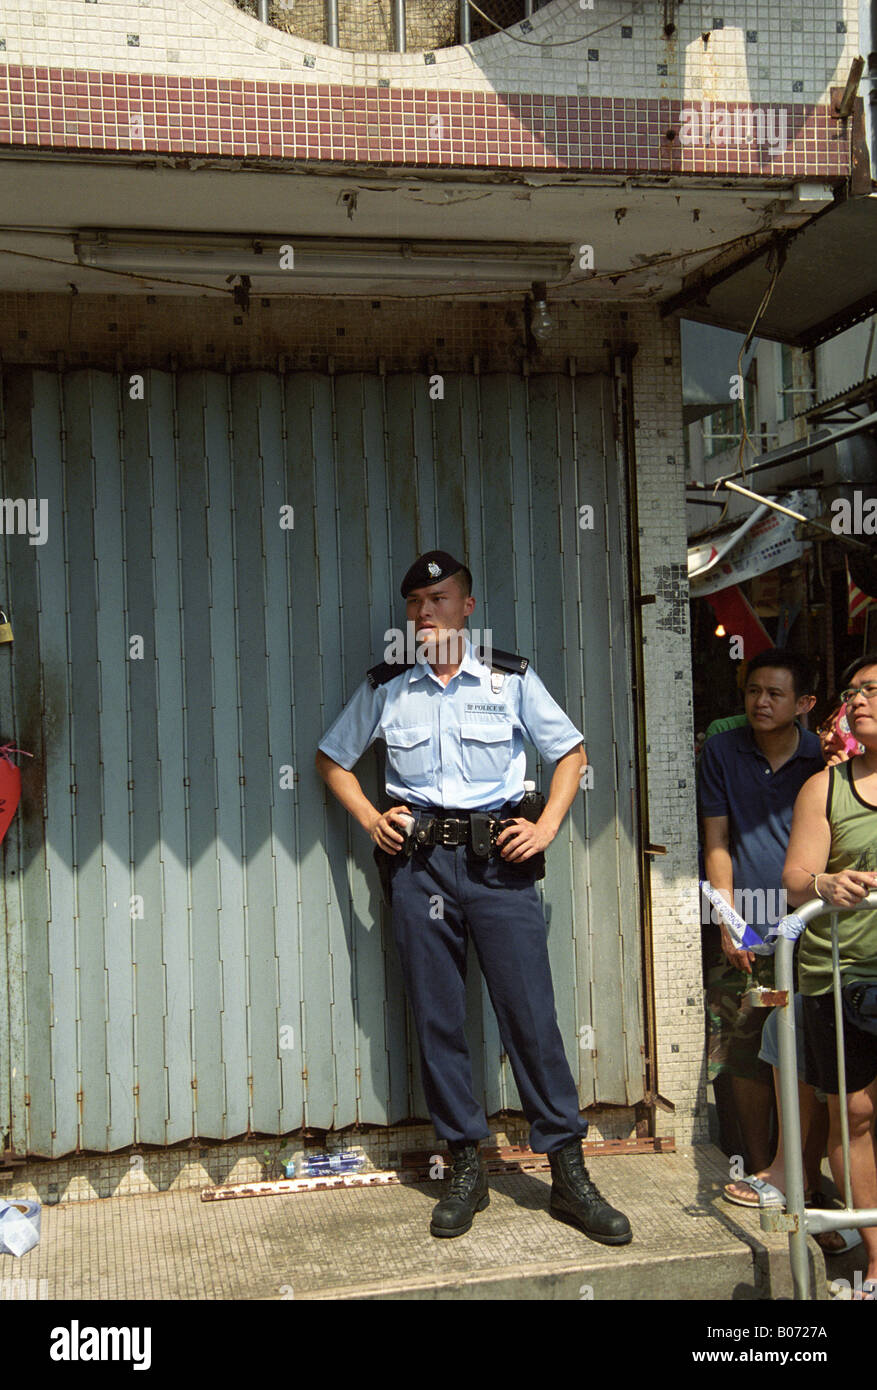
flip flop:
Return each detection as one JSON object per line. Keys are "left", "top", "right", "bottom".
{"left": 817, "top": 1229, "right": 863, "bottom": 1254}
{"left": 723, "top": 1175, "right": 786, "bottom": 1208}
{"left": 807, "top": 1191, "right": 863, "bottom": 1254}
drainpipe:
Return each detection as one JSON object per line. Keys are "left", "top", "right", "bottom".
{"left": 326, "top": 0, "right": 339, "bottom": 47}
{"left": 258, "top": 0, "right": 269, "bottom": 24}
{"left": 861, "top": 0, "right": 877, "bottom": 180}
{"left": 460, "top": 0, "right": 470, "bottom": 45}
{"left": 614, "top": 346, "right": 662, "bottom": 1128}
{"left": 393, "top": 0, "right": 406, "bottom": 52}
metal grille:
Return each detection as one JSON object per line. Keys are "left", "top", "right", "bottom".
{"left": 0, "top": 366, "right": 644, "bottom": 1156}
{"left": 234, "top": 0, "right": 529, "bottom": 51}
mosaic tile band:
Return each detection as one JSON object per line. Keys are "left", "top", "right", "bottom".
{"left": 0, "top": 65, "right": 849, "bottom": 176}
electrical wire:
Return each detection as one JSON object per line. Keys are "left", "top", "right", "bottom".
{"left": 705, "top": 239, "right": 785, "bottom": 525}
{"left": 733, "top": 257, "right": 778, "bottom": 474}
{"left": 0, "top": 244, "right": 236, "bottom": 296}
{"left": 862, "top": 314, "right": 876, "bottom": 381}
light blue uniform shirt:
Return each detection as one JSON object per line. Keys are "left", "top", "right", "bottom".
{"left": 318, "top": 636, "right": 584, "bottom": 811}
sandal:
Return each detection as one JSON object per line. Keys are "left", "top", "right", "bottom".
{"left": 723, "top": 1179, "right": 865, "bottom": 1254}
{"left": 807, "top": 1191, "right": 863, "bottom": 1255}
{"left": 723, "top": 1175, "right": 785, "bottom": 1208}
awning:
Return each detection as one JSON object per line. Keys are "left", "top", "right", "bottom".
{"left": 667, "top": 195, "right": 877, "bottom": 350}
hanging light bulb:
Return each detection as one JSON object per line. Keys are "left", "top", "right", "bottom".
{"left": 529, "top": 281, "right": 554, "bottom": 342}
{"left": 715, "top": 624, "right": 726, "bottom": 637}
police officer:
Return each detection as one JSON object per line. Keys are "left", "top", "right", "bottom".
{"left": 315, "top": 550, "right": 631, "bottom": 1245}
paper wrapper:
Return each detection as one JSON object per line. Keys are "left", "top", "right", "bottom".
{"left": 0, "top": 1199, "right": 41, "bottom": 1257}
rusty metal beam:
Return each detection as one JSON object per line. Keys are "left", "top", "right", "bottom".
{"left": 833, "top": 59, "right": 865, "bottom": 121}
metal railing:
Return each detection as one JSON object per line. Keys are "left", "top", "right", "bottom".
{"left": 327, "top": 0, "right": 339, "bottom": 48}
{"left": 460, "top": 0, "right": 470, "bottom": 45}
{"left": 763, "top": 892, "right": 877, "bottom": 1299}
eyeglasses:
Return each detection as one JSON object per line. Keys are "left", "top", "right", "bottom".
{"left": 839, "top": 682, "right": 877, "bottom": 704}
{"left": 817, "top": 711, "right": 842, "bottom": 736}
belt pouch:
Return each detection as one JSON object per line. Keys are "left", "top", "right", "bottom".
{"left": 500, "top": 797, "right": 546, "bottom": 880}
{"left": 469, "top": 813, "right": 493, "bottom": 859}
{"left": 518, "top": 790, "right": 545, "bottom": 822}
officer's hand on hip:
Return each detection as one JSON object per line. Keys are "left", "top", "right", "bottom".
{"left": 495, "top": 818, "right": 554, "bottom": 862}
{"left": 370, "top": 805, "right": 413, "bottom": 854}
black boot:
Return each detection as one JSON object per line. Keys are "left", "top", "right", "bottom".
{"left": 430, "top": 1141, "right": 489, "bottom": 1238}
{"left": 548, "top": 1139, "right": 632, "bottom": 1245}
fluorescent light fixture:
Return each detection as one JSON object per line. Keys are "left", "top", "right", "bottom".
{"left": 74, "top": 232, "right": 572, "bottom": 284}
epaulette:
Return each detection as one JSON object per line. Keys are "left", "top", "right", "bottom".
{"left": 366, "top": 659, "right": 416, "bottom": 689}
{"left": 475, "top": 645, "right": 529, "bottom": 676}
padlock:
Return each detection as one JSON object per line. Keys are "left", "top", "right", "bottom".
{"left": 0, "top": 611, "right": 12, "bottom": 644}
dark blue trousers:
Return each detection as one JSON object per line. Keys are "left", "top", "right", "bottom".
{"left": 387, "top": 837, "right": 588, "bottom": 1154}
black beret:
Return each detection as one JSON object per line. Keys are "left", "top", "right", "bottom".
{"left": 400, "top": 550, "right": 469, "bottom": 598}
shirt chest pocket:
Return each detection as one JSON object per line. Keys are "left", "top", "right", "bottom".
{"left": 384, "top": 725, "right": 433, "bottom": 786}
{"left": 460, "top": 722, "right": 514, "bottom": 782}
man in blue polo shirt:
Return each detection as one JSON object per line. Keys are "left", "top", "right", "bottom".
{"left": 699, "top": 648, "right": 823, "bottom": 1186}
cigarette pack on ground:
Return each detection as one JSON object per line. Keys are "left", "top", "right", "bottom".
{"left": 0, "top": 1199, "right": 41, "bottom": 1257}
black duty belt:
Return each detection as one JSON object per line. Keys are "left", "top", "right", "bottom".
{"left": 413, "top": 815, "right": 500, "bottom": 849}
{"left": 409, "top": 805, "right": 519, "bottom": 855}
{"left": 373, "top": 797, "right": 546, "bottom": 891}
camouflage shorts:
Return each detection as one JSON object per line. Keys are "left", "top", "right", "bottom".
{"left": 706, "top": 951, "right": 775, "bottom": 1084}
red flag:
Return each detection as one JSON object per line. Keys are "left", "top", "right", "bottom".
{"left": 846, "top": 555, "right": 875, "bottom": 634}
{"left": 704, "top": 585, "right": 773, "bottom": 658}
{"left": 0, "top": 744, "right": 32, "bottom": 845}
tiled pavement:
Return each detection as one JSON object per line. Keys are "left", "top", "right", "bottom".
{"left": 4, "top": 1144, "right": 854, "bottom": 1301}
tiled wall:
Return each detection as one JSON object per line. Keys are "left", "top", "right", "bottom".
{"left": 625, "top": 314, "right": 707, "bottom": 1150}
{"left": 0, "top": 0, "right": 861, "bottom": 174}
{"left": 0, "top": 0, "right": 859, "bottom": 99}
{"left": 0, "top": 73, "right": 848, "bottom": 174}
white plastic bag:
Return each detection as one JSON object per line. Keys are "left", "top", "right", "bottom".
{"left": 0, "top": 1199, "right": 41, "bottom": 1257}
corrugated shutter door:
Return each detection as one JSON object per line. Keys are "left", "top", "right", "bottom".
{"left": 0, "top": 366, "right": 644, "bottom": 1156}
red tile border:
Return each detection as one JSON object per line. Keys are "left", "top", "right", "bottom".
{"left": 0, "top": 64, "right": 849, "bottom": 178}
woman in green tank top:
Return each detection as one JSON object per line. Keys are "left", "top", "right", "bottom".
{"left": 794, "top": 760, "right": 877, "bottom": 995}
{"left": 785, "top": 660, "right": 877, "bottom": 986}
{"left": 783, "top": 654, "right": 877, "bottom": 1296}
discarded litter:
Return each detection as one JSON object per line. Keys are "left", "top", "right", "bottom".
{"left": 0, "top": 1199, "right": 41, "bottom": 1257}
{"left": 286, "top": 1148, "right": 366, "bottom": 1178}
